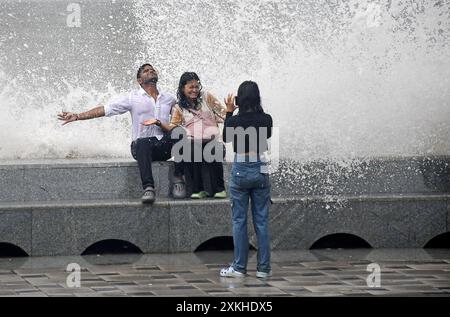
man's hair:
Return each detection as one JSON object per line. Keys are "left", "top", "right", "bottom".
{"left": 137, "top": 63, "right": 153, "bottom": 80}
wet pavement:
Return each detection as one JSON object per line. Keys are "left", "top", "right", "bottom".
{"left": 0, "top": 249, "right": 449, "bottom": 297}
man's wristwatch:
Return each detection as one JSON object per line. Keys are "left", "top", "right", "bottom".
{"left": 155, "top": 119, "right": 161, "bottom": 126}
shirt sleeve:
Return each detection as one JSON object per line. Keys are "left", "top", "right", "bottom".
{"left": 167, "top": 93, "right": 177, "bottom": 108}
{"left": 206, "top": 92, "right": 227, "bottom": 123}
{"left": 169, "top": 105, "right": 184, "bottom": 130}
{"left": 104, "top": 93, "right": 132, "bottom": 117}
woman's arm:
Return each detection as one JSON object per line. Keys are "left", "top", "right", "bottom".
{"left": 168, "top": 105, "right": 183, "bottom": 130}
{"left": 222, "top": 94, "right": 237, "bottom": 142}
{"left": 267, "top": 114, "right": 273, "bottom": 139}
{"left": 224, "top": 93, "right": 237, "bottom": 114}
{"left": 206, "top": 92, "right": 227, "bottom": 123}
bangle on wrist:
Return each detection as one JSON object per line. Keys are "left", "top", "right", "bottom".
{"left": 156, "top": 119, "right": 161, "bottom": 126}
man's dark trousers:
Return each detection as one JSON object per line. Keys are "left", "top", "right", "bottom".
{"left": 134, "top": 136, "right": 181, "bottom": 190}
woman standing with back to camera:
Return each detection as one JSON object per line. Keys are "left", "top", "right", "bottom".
{"left": 220, "top": 81, "right": 273, "bottom": 278}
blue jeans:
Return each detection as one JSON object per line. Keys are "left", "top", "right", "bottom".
{"left": 229, "top": 155, "right": 271, "bottom": 274}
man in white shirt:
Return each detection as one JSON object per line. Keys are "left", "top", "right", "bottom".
{"left": 57, "top": 64, "right": 183, "bottom": 203}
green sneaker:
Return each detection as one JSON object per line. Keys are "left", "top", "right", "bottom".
{"left": 213, "top": 190, "right": 227, "bottom": 199}
{"left": 191, "top": 191, "right": 208, "bottom": 199}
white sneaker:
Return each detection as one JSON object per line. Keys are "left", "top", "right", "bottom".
{"left": 220, "top": 266, "right": 245, "bottom": 278}
{"left": 256, "top": 270, "right": 272, "bottom": 278}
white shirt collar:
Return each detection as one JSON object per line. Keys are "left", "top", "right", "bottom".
{"left": 139, "top": 87, "right": 149, "bottom": 96}
{"left": 139, "top": 86, "right": 168, "bottom": 99}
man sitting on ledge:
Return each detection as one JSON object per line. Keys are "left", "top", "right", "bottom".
{"left": 57, "top": 63, "right": 185, "bottom": 204}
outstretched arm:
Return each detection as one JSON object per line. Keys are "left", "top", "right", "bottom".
{"left": 57, "top": 106, "right": 105, "bottom": 125}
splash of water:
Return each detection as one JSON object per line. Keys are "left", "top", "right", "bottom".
{"left": 0, "top": 0, "right": 448, "bottom": 161}
{"left": 133, "top": 0, "right": 450, "bottom": 162}
{"left": 0, "top": 71, "right": 131, "bottom": 159}
{"left": 0, "top": 0, "right": 139, "bottom": 159}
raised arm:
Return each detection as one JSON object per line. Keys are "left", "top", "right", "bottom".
{"left": 222, "top": 93, "right": 238, "bottom": 142}
{"left": 57, "top": 106, "right": 105, "bottom": 125}
{"left": 206, "top": 92, "right": 227, "bottom": 123}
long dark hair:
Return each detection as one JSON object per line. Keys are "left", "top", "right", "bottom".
{"left": 177, "top": 72, "right": 203, "bottom": 109}
{"left": 236, "top": 81, "right": 264, "bottom": 113}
